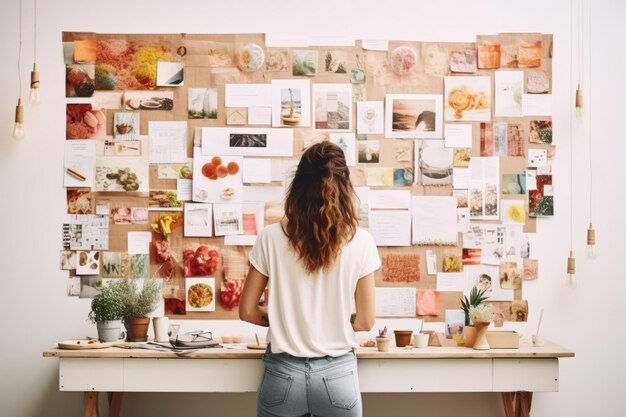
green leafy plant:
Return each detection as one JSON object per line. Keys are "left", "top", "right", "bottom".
{"left": 87, "top": 280, "right": 125, "bottom": 324}
{"left": 117, "top": 278, "right": 162, "bottom": 321}
{"left": 461, "top": 286, "right": 489, "bottom": 326}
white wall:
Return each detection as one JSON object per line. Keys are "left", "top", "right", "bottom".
{"left": 1, "top": 0, "right": 624, "bottom": 416}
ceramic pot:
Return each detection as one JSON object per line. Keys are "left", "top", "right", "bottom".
{"left": 376, "top": 337, "right": 390, "bottom": 352}
{"left": 126, "top": 317, "right": 151, "bottom": 342}
{"left": 96, "top": 320, "right": 125, "bottom": 343}
{"left": 463, "top": 326, "right": 477, "bottom": 347}
{"left": 394, "top": 330, "right": 413, "bottom": 347}
{"left": 472, "top": 321, "right": 491, "bottom": 350}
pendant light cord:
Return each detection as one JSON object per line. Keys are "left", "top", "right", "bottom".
{"left": 569, "top": 0, "right": 574, "bottom": 252}
{"left": 18, "top": 0, "right": 22, "bottom": 98}
{"left": 33, "top": 0, "right": 37, "bottom": 63}
{"left": 587, "top": 1, "right": 593, "bottom": 223}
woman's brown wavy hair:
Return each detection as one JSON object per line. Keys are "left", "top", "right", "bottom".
{"left": 283, "top": 141, "right": 358, "bottom": 274}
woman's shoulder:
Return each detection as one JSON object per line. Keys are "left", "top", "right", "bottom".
{"left": 257, "top": 222, "right": 287, "bottom": 240}
{"left": 351, "top": 227, "right": 376, "bottom": 245}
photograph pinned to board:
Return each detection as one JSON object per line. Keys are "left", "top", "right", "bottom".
{"left": 101, "top": 252, "right": 129, "bottom": 278}
{"left": 66, "top": 190, "right": 92, "bottom": 214}
{"left": 469, "top": 157, "right": 500, "bottom": 220}
{"left": 528, "top": 148, "right": 548, "bottom": 168}
{"left": 94, "top": 157, "right": 148, "bottom": 192}
{"left": 527, "top": 70, "right": 551, "bottom": 94}
{"left": 148, "top": 190, "right": 183, "bottom": 211}
{"left": 293, "top": 50, "right": 318, "bottom": 76}
{"left": 477, "top": 43, "right": 501, "bottom": 69}
{"left": 156, "top": 61, "right": 184, "bottom": 86}
{"left": 113, "top": 112, "right": 140, "bottom": 140}
{"left": 312, "top": 83, "right": 352, "bottom": 131}
{"left": 111, "top": 207, "right": 132, "bottom": 224}
{"left": 500, "top": 261, "right": 522, "bottom": 290}
{"left": 323, "top": 50, "right": 348, "bottom": 73}
{"left": 529, "top": 120, "right": 552, "bottom": 144}
{"left": 501, "top": 200, "right": 526, "bottom": 225}
{"left": 502, "top": 174, "right": 526, "bottom": 195}
{"left": 213, "top": 204, "right": 244, "bottom": 236}
{"left": 507, "top": 123, "right": 525, "bottom": 157}
{"left": 416, "top": 290, "right": 440, "bottom": 316}
{"left": 192, "top": 149, "right": 243, "bottom": 204}
{"left": 266, "top": 49, "right": 289, "bottom": 72}
{"left": 184, "top": 202, "right": 213, "bottom": 237}
{"left": 124, "top": 91, "right": 174, "bottom": 111}
{"left": 157, "top": 160, "right": 193, "bottom": 180}
{"left": 186, "top": 277, "right": 216, "bottom": 312}
{"left": 271, "top": 79, "right": 311, "bottom": 127}
{"left": 329, "top": 133, "right": 356, "bottom": 166}
{"left": 494, "top": 71, "right": 523, "bottom": 117}
{"left": 79, "top": 276, "right": 101, "bottom": 299}
{"left": 414, "top": 140, "right": 453, "bottom": 186}
{"left": 464, "top": 264, "right": 513, "bottom": 301}
{"left": 201, "top": 127, "right": 293, "bottom": 157}
{"left": 356, "top": 101, "right": 384, "bottom": 134}
{"left": 67, "top": 277, "right": 81, "bottom": 297}
{"left": 366, "top": 167, "right": 394, "bottom": 187}
{"left": 76, "top": 250, "right": 100, "bottom": 275}
{"left": 148, "top": 121, "right": 188, "bottom": 164}
{"left": 357, "top": 140, "right": 380, "bottom": 163}
{"left": 462, "top": 248, "right": 481, "bottom": 265}
{"left": 224, "top": 203, "right": 265, "bottom": 246}
{"left": 411, "top": 196, "right": 458, "bottom": 246}
{"left": 450, "top": 49, "right": 477, "bottom": 73}
{"left": 104, "top": 140, "right": 141, "bottom": 157}
{"left": 444, "top": 76, "right": 491, "bottom": 121}
{"left": 523, "top": 259, "right": 538, "bottom": 280}
{"left": 66, "top": 63, "right": 95, "bottom": 97}
{"left": 131, "top": 254, "right": 149, "bottom": 279}
{"left": 453, "top": 148, "right": 471, "bottom": 168}
{"left": 64, "top": 140, "right": 96, "bottom": 188}
{"left": 188, "top": 88, "right": 218, "bottom": 119}
{"left": 60, "top": 250, "right": 77, "bottom": 270}
{"left": 480, "top": 122, "right": 508, "bottom": 157}
{"left": 385, "top": 94, "right": 443, "bottom": 139}
{"left": 394, "top": 141, "right": 412, "bottom": 162}
{"left": 445, "top": 309, "right": 465, "bottom": 338}
{"left": 393, "top": 168, "right": 414, "bottom": 186}
{"left": 529, "top": 174, "right": 554, "bottom": 217}
{"left": 66, "top": 104, "right": 106, "bottom": 140}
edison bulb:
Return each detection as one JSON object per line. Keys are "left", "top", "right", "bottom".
{"left": 566, "top": 273, "right": 577, "bottom": 289}
{"left": 29, "top": 85, "right": 41, "bottom": 105}
{"left": 12, "top": 122, "right": 24, "bottom": 140}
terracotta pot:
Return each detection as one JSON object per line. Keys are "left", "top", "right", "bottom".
{"left": 394, "top": 330, "right": 414, "bottom": 347}
{"left": 472, "top": 321, "right": 491, "bottom": 350}
{"left": 126, "top": 317, "right": 151, "bottom": 342}
{"left": 463, "top": 326, "right": 477, "bottom": 347}
{"left": 375, "top": 337, "right": 390, "bottom": 352}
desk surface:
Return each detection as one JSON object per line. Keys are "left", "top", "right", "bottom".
{"left": 43, "top": 340, "right": 574, "bottom": 360}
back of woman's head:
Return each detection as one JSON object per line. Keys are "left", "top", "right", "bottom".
{"left": 284, "top": 141, "right": 358, "bottom": 274}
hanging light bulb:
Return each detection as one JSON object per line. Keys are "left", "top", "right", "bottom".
{"left": 575, "top": 84, "right": 584, "bottom": 119}
{"left": 587, "top": 223, "right": 596, "bottom": 258}
{"left": 29, "top": 63, "right": 40, "bottom": 104}
{"left": 13, "top": 98, "right": 24, "bottom": 140}
{"left": 566, "top": 251, "right": 577, "bottom": 289}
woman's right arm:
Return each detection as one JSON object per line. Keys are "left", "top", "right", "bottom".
{"left": 239, "top": 265, "right": 270, "bottom": 327}
{"left": 351, "top": 272, "right": 376, "bottom": 331}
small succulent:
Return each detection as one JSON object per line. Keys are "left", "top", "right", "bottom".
{"left": 377, "top": 326, "right": 388, "bottom": 338}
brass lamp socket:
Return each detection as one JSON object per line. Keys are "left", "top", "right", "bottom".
{"left": 15, "top": 98, "right": 24, "bottom": 123}
{"left": 575, "top": 87, "right": 583, "bottom": 109}
{"left": 567, "top": 251, "right": 576, "bottom": 275}
{"left": 30, "top": 63, "right": 40, "bottom": 88}
{"left": 587, "top": 225, "right": 596, "bottom": 245}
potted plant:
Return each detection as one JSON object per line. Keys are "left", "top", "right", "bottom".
{"left": 460, "top": 286, "right": 489, "bottom": 347}
{"left": 118, "top": 278, "right": 162, "bottom": 342}
{"left": 468, "top": 304, "right": 494, "bottom": 350}
{"left": 375, "top": 326, "right": 390, "bottom": 352}
{"left": 88, "top": 280, "right": 125, "bottom": 342}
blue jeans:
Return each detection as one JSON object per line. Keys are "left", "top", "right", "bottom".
{"left": 257, "top": 346, "right": 362, "bottom": 417}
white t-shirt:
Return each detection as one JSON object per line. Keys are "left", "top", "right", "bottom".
{"left": 249, "top": 223, "right": 380, "bottom": 357}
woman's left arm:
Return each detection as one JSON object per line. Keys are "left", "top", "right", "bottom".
{"left": 239, "top": 265, "right": 270, "bottom": 327}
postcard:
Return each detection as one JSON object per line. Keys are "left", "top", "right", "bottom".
{"left": 64, "top": 140, "right": 96, "bottom": 188}
{"left": 469, "top": 157, "right": 500, "bottom": 220}
{"left": 202, "top": 127, "right": 293, "bottom": 157}
{"left": 495, "top": 71, "right": 523, "bottom": 117}
{"left": 225, "top": 83, "right": 271, "bottom": 108}
{"left": 385, "top": 94, "right": 443, "bottom": 139}
{"left": 156, "top": 61, "right": 184, "bottom": 87}
{"left": 450, "top": 50, "right": 477, "bottom": 73}
{"left": 186, "top": 277, "right": 216, "bottom": 312}
{"left": 417, "top": 290, "right": 440, "bottom": 316}
{"left": 501, "top": 200, "right": 526, "bottom": 224}
{"left": 444, "top": 124, "right": 472, "bottom": 148}
{"left": 522, "top": 94, "right": 552, "bottom": 116}
{"left": 502, "top": 174, "right": 526, "bottom": 195}
{"left": 293, "top": 50, "right": 318, "bottom": 76}
{"left": 213, "top": 203, "right": 244, "bottom": 236}
{"left": 148, "top": 121, "right": 187, "bottom": 164}
{"left": 66, "top": 104, "right": 105, "bottom": 140}
{"left": 329, "top": 133, "right": 356, "bottom": 166}
{"left": 66, "top": 63, "right": 95, "bottom": 98}
{"left": 127, "top": 231, "right": 151, "bottom": 255}
{"left": 224, "top": 203, "right": 265, "bottom": 246}
{"left": 76, "top": 250, "right": 100, "bottom": 275}
{"left": 437, "top": 272, "right": 466, "bottom": 292}
{"left": 381, "top": 253, "right": 420, "bottom": 282}
{"left": 366, "top": 167, "right": 394, "bottom": 186}
{"left": 369, "top": 190, "right": 411, "bottom": 209}
{"left": 113, "top": 112, "right": 140, "bottom": 140}
{"left": 124, "top": 91, "right": 174, "bottom": 111}
{"left": 104, "top": 140, "right": 141, "bottom": 157}
{"left": 414, "top": 140, "right": 453, "bottom": 186}
{"left": 312, "top": 83, "right": 352, "bottom": 131}
{"left": 188, "top": 88, "right": 218, "bottom": 119}
{"left": 412, "top": 196, "right": 457, "bottom": 246}
{"left": 94, "top": 157, "right": 148, "bottom": 192}
{"left": 226, "top": 108, "right": 247, "bottom": 125}
{"left": 375, "top": 288, "right": 416, "bottom": 317}
{"left": 184, "top": 203, "right": 213, "bottom": 237}
{"left": 157, "top": 159, "right": 193, "bottom": 179}
{"left": 445, "top": 309, "right": 465, "bottom": 337}
{"left": 368, "top": 210, "right": 411, "bottom": 246}
{"left": 500, "top": 261, "right": 522, "bottom": 290}
{"left": 444, "top": 76, "right": 491, "bottom": 121}
{"left": 357, "top": 101, "right": 384, "bottom": 134}
{"left": 358, "top": 141, "right": 380, "bottom": 163}
{"left": 60, "top": 250, "right": 77, "bottom": 270}
{"left": 192, "top": 149, "right": 243, "bottom": 204}
{"left": 248, "top": 107, "right": 272, "bottom": 125}
{"left": 529, "top": 120, "right": 552, "bottom": 144}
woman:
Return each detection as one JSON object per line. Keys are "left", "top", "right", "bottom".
{"left": 240, "top": 141, "right": 380, "bottom": 417}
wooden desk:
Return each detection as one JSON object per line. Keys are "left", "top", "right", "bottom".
{"left": 44, "top": 341, "right": 574, "bottom": 417}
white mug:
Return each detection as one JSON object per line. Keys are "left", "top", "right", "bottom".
{"left": 414, "top": 333, "right": 430, "bottom": 348}
{"left": 153, "top": 317, "right": 170, "bottom": 342}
